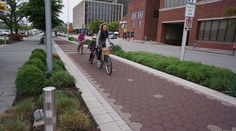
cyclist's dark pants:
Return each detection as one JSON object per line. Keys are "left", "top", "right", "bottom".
{"left": 89, "top": 48, "right": 96, "bottom": 61}
{"left": 77, "top": 42, "right": 83, "bottom": 51}
{"left": 97, "top": 42, "right": 106, "bottom": 60}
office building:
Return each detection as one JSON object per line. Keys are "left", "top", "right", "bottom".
{"left": 73, "top": 0, "right": 123, "bottom": 29}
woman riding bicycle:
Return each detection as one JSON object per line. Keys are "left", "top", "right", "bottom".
{"left": 96, "top": 23, "right": 113, "bottom": 61}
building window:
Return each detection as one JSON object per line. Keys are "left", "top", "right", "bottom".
{"left": 137, "top": 10, "right": 143, "bottom": 19}
{"left": 210, "top": 20, "right": 219, "bottom": 41}
{"left": 198, "top": 21, "right": 205, "bottom": 40}
{"left": 217, "top": 20, "right": 227, "bottom": 41}
{"left": 164, "top": 0, "right": 188, "bottom": 8}
{"left": 203, "top": 21, "right": 211, "bottom": 40}
{"left": 138, "top": 20, "right": 142, "bottom": 28}
{"left": 131, "top": 12, "right": 137, "bottom": 19}
{"left": 225, "top": 19, "right": 236, "bottom": 42}
{"left": 198, "top": 18, "right": 236, "bottom": 42}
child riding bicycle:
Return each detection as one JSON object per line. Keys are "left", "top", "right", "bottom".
{"left": 88, "top": 36, "right": 97, "bottom": 62}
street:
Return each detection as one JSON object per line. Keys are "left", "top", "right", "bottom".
{"left": 110, "top": 38, "right": 236, "bottom": 73}
{"left": 0, "top": 35, "right": 44, "bottom": 112}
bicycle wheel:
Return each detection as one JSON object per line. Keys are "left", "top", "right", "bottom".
{"left": 97, "top": 55, "right": 104, "bottom": 69}
{"left": 105, "top": 56, "right": 112, "bottom": 75}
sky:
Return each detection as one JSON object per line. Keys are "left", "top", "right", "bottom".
{"left": 59, "top": 0, "right": 82, "bottom": 23}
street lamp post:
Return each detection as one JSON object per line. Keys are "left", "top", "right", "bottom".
{"left": 45, "top": 0, "right": 53, "bottom": 72}
{"left": 67, "top": 0, "right": 69, "bottom": 38}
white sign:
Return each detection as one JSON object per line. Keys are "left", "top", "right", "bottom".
{"left": 184, "top": 17, "right": 193, "bottom": 31}
{"left": 185, "top": 4, "right": 196, "bottom": 17}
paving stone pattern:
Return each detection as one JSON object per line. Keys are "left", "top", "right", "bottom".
{"left": 55, "top": 38, "right": 236, "bottom": 131}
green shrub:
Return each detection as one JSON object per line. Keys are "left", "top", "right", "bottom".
{"left": 1, "top": 99, "right": 33, "bottom": 121}
{"left": 16, "top": 65, "right": 46, "bottom": 96}
{"left": 59, "top": 109, "right": 91, "bottom": 131}
{"left": 24, "top": 58, "right": 46, "bottom": 71}
{"left": 29, "top": 51, "right": 46, "bottom": 65}
{"left": 32, "top": 49, "right": 46, "bottom": 57}
{"left": 68, "top": 37, "right": 77, "bottom": 42}
{"left": 37, "top": 90, "right": 68, "bottom": 108}
{"left": 112, "top": 50, "right": 236, "bottom": 96}
{"left": 0, "top": 120, "right": 30, "bottom": 131}
{"left": 111, "top": 45, "right": 122, "bottom": 52}
{"left": 83, "top": 39, "right": 91, "bottom": 45}
{"left": 40, "top": 36, "right": 45, "bottom": 44}
{"left": 53, "top": 58, "right": 65, "bottom": 71}
{"left": 0, "top": 39, "right": 8, "bottom": 44}
{"left": 48, "top": 71, "right": 75, "bottom": 88}
{"left": 57, "top": 97, "right": 78, "bottom": 114}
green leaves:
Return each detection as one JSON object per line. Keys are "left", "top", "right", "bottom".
{"left": 24, "top": 0, "right": 64, "bottom": 31}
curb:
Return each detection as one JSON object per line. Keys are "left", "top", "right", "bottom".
{"left": 53, "top": 42, "right": 132, "bottom": 131}
{"left": 110, "top": 54, "right": 236, "bottom": 107}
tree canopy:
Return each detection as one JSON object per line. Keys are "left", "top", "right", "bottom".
{"left": 86, "top": 20, "right": 118, "bottom": 33}
{"left": 0, "top": 0, "right": 27, "bottom": 34}
{"left": 24, "top": 0, "right": 64, "bottom": 32}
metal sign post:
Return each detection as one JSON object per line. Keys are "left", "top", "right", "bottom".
{"left": 180, "top": 2, "right": 196, "bottom": 61}
{"left": 45, "top": 0, "right": 53, "bottom": 72}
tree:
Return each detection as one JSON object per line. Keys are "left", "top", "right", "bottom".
{"left": 86, "top": 20, "right": 105, "bottom": 33}
{"left": 108, "top": 21, "right": 118, "bottom": 32}
{"left": 24, "top": 0, "right": 63, "bottom": 32}
{"left": 225, "top": 7, "right": 236, "bottom": 16}
{"left": 0, "top": 0, "right": 27, "bottom": 34}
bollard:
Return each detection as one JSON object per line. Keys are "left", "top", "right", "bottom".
{"left": 233, "top": 44, "right": 235, "bottom": 55}
{"left": 43, "top": 87, "right": 56, "bottom": 131}
{"left": 4, "top": 35, "right": 7, "bottom": 45}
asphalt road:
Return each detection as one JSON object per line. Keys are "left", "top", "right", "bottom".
{"left": 0, "top": 35, "right": 44, "bottom": 112}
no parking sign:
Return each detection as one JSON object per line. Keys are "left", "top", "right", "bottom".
{"left": 184, "top": 17, "right": 193, "bottom": 31}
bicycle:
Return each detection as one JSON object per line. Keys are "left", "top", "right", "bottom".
{"left": 89, "top": 46, "right": 113, "bottom": 75}
{"left": 77, "top": 41, "right": 84, "bottom": 55}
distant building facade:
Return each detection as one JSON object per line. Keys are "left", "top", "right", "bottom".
{"left": 119, "top": 0, "right": 159, "bottom": 41}
{"left": 157, "top": 0, "right": 236, "bottom": 50}
{"left": 73, "top": 0, "right": 123, "bottom": 29}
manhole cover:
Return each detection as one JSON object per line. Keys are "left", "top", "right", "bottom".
{"left": 154, "top": 94, "right": 163, "bottom": 98}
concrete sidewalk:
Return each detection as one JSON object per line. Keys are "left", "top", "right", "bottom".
{"left": 0, "top": 35, "right": 44, "bottom": 113}
{"left": 54, "top": 38, "right": 236, "bottom": 131}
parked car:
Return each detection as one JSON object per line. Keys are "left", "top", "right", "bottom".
{"left": 0, "top": 29, "right": 10, "bottom": 36}
{"left": 109, "top": 31, "right": 118, "bottom": 39}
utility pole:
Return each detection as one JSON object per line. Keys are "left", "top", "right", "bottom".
{"left": 45, "top": 0, "right": 53, "bottom": 72}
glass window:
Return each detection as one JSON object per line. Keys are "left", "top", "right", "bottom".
{"left": 174, "top": 0, "right": 179, "bottom": 6}
{"left": 203, "top": 21, "right": 211, "bottom": 40}
{"left": 198, "top": 21, "right": 205, "bottom": 40}
{"left": 225, "top": 19, "right": 236, "bottom": 42}
{"left": 210, "top": 20, "right": 219, "bottom": 41}
{"left": 138, "top": 10, "right": 143, "bottom": 19}
{"left": 138, "top": 20, "right": 142, "bottom": 28}
{"left": 217, "top": 20, "right": 227, "bottom": 41}
{"left": 170, "top": 0, "right": 175, "bottom": 7}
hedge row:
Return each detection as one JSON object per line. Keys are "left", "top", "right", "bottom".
{"left": 112, "top": 46, "right": 236, "bottom": 96}
{"left": 16, "top": 49, "right": 75, "bottom": 96}
{"left": 68, "top": 37, "right": 91, "bottom": 45}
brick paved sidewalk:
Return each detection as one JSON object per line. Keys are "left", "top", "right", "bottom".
{"left": 54, "top": 38, "right": 236, "bottom": 131}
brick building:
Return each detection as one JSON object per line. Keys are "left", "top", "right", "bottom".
{"left": 157, "top": 0, "right": 236, "bottom": 50}
{"left": 119, "top": 0, "right": 159, "bottom": 41}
